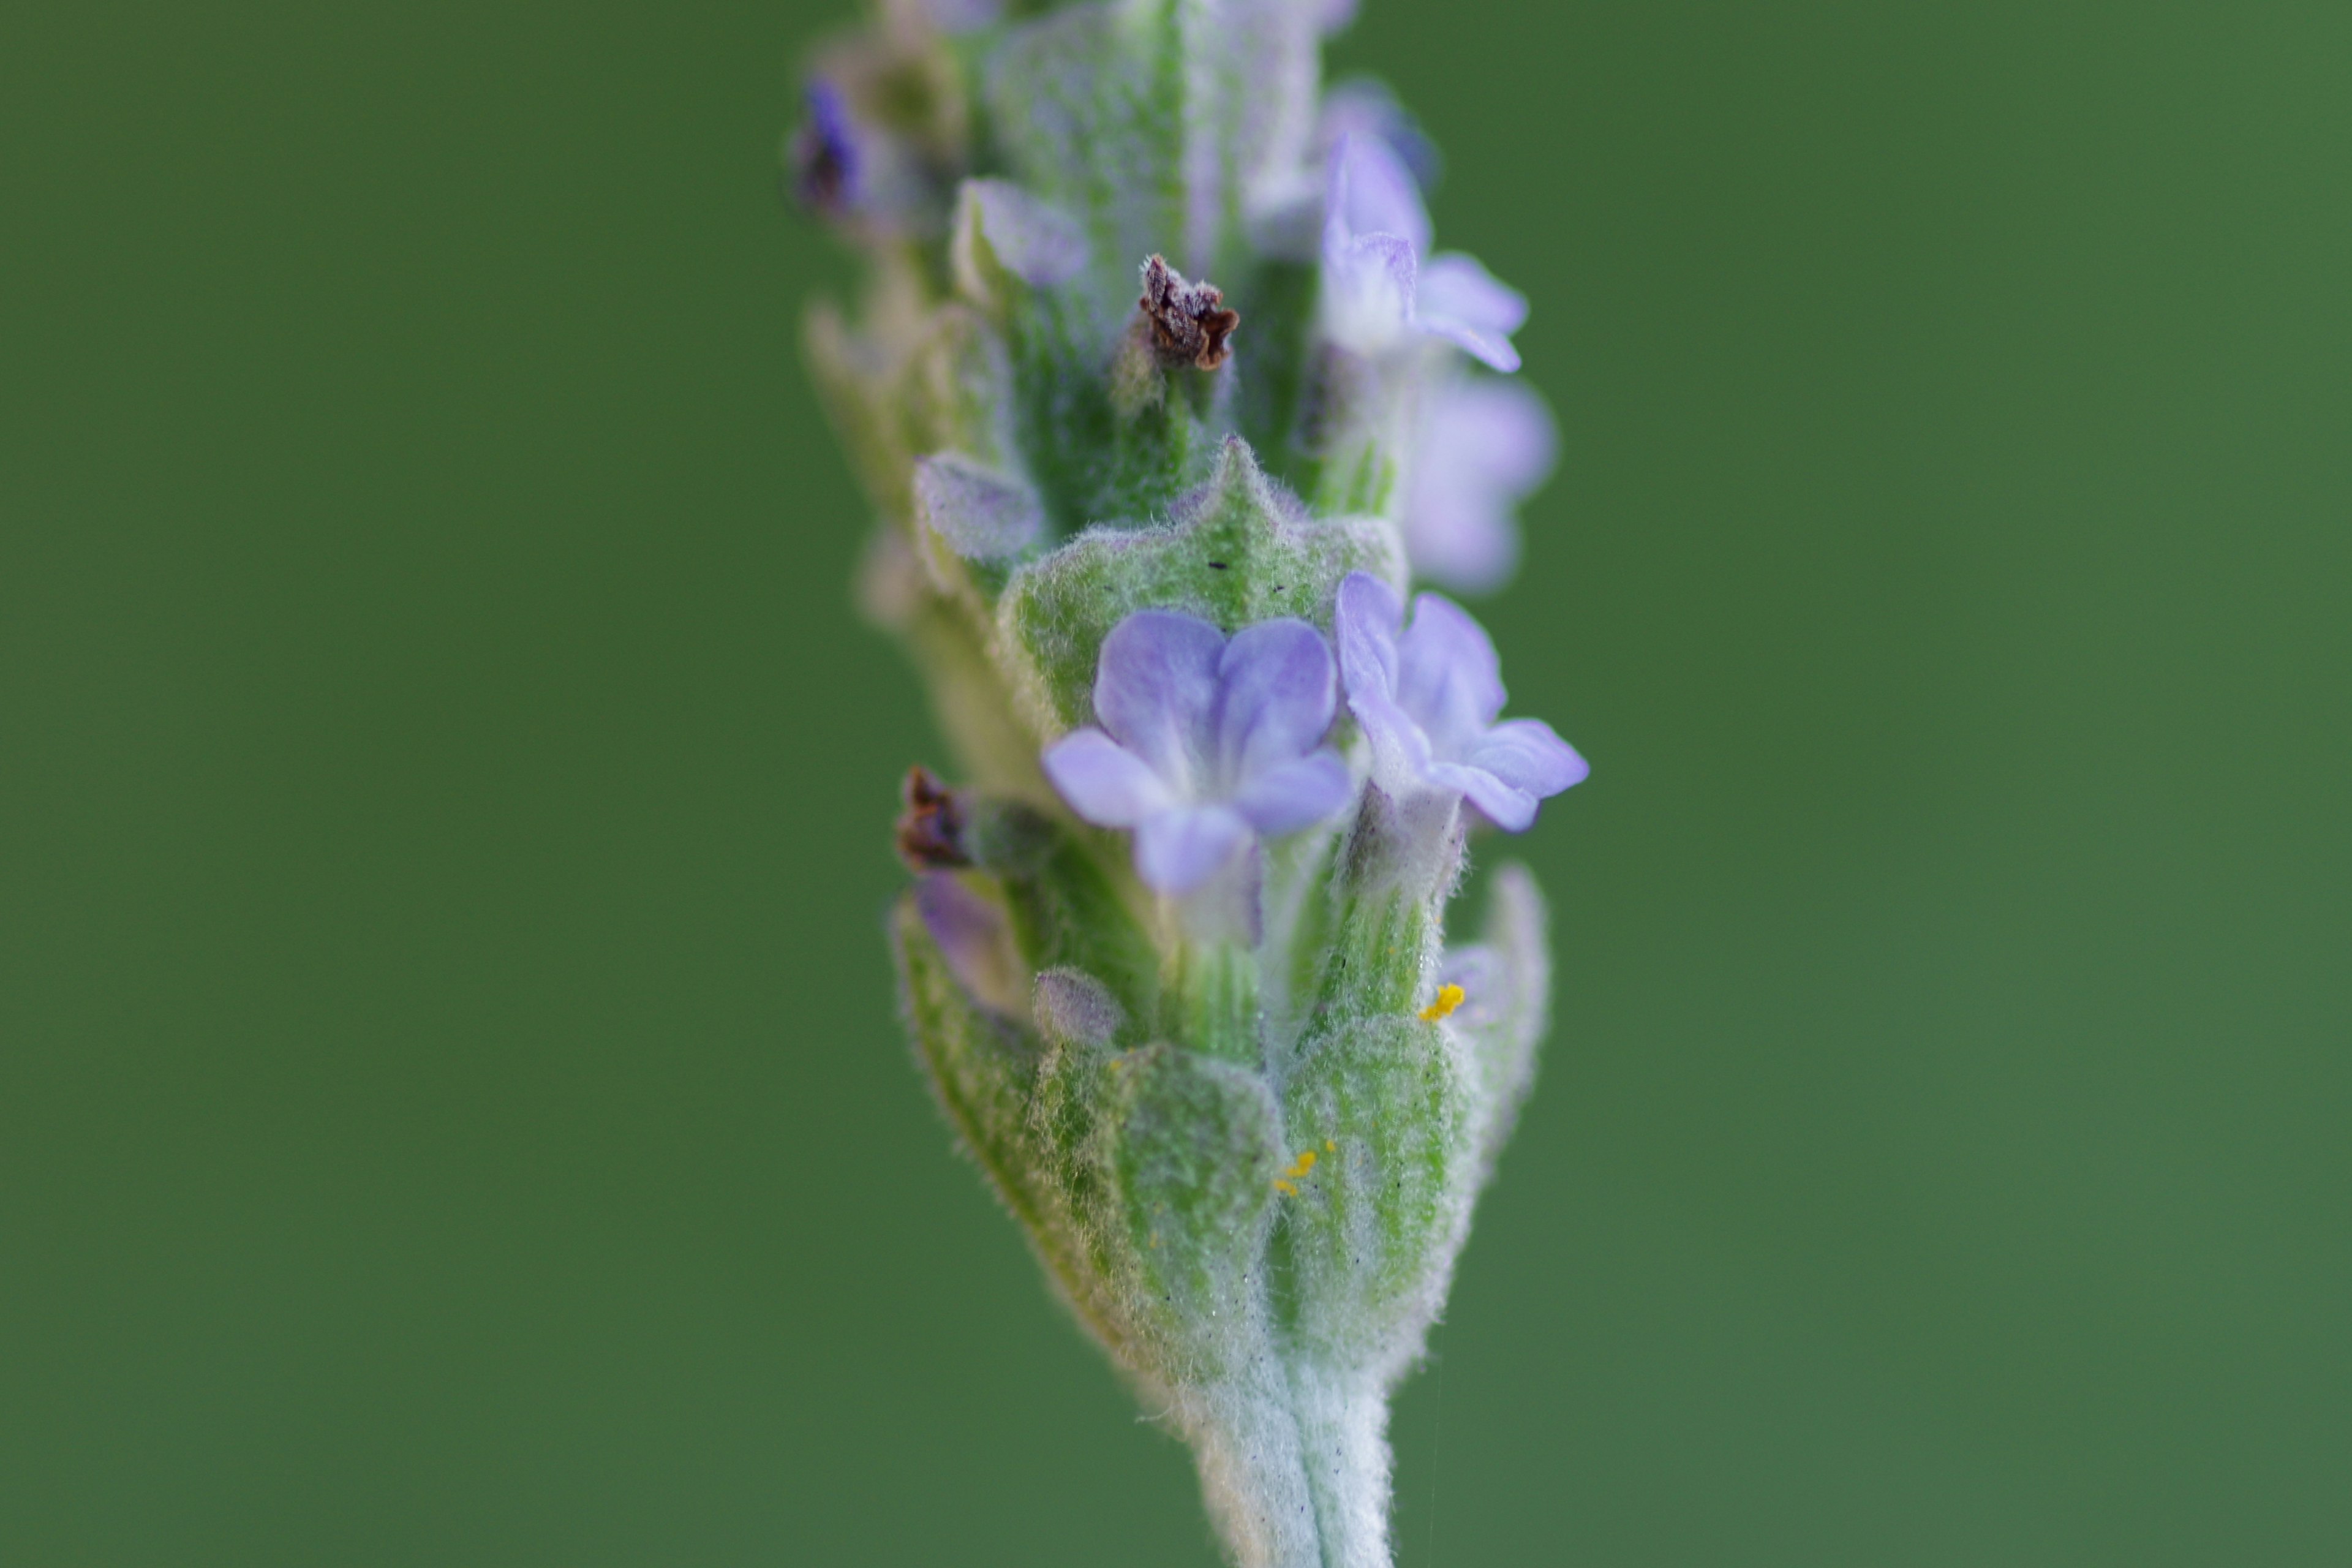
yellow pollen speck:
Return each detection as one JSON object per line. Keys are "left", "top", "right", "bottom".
{"left": 1419, "top": 983, "right": 1466, "bottom": 1022}
{"left": 1272, "top": 1178, "right": 1299, "bottom": 1197}
{"left": 1324, "top": 1139, "right": 1337, "bottom": 1153}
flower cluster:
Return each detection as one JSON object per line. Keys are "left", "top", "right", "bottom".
{"left": 790, "top": 5, "right": 1589, "bottom": 1565}
{"left": 1044, "top": 579, "right": 1581, "bottom": 907}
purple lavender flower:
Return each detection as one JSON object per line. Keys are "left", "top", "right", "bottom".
{"left": 1320, "top": 135, "right": 1527, "bottom": 372}
{"left": 1401, "top": 377, "right": 1557, "bottom": 594}
{"left": 1042, "top": 611, "right": 1354, "bottom": 895}
{"left": 789, "top": 81, "right": 862, "bottom": 217}
{"left": 1333, "top": 571, "right": 1586, "bottom": 831}
{"left": 788, "top": 75, "right": 948, "bottom": 235}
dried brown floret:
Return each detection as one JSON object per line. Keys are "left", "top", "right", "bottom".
{"left": 1137, "top": 254, "right": 1240, "bottom": 371}
{"left": 894, "top": 765, "right": 969, "bottom": 870}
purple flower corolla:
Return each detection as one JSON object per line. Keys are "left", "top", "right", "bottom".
{"left": 1320, "top": 135, "right": 1527, "bottom": 373}
{"left": 788, "top": 77, "right": 941, "bottom": 235}
{"left": 1043, "top": 611, "right": 1353, "bottom": 896}
{"left": 789, "top": 81, "right": 862, "bottom": 216}
{"left": 1401, "top": 377, "right": 1557, "bottom": 594}
{"left": 1333, "top": 571, "right": 1586, "bottom": 831}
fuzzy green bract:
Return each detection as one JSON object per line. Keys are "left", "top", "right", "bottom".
{"left": 796, "top": 4, "right": 1578, "bottom": 1564}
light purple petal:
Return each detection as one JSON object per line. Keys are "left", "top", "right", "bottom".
{"left": 1417, "top": 254, "right": 1527, "bottom": 336}
{"left": 1402, "top": 483, "right": 1515, "bottom": 594}
{"left": 1416, "top": 253, "right": 1526, "bottom": 372}
{"left": 1431, "top": 761, "right": 1537, "bottom": 832}
{"left": 1420, "top": 315, "right": 1514, "bottom": 374}
{"left": 1333, "top": 570, "right": 1404, "bottom": 706}
{"left": 1435, "top": 378, "right": 1556, "bottom": 491}
{"left": 1335, "top": 571, "right": 1437, "bottom": 796}
{"left": 1393, "top": 592, "right": 1507, "bottom": 755}
{"left": 1093, "top": 610, "right": 1224, "bottom": 791}
{"left": 1322, "top": 134, "right": 1430, "bottom": 260}
{"left": 1310, "top": 0, "right": 1360, "bottom": 33}
{"left": 1230, "top": 749, "right": 1353, "bottom": 837}
{"left": 1464, "top": 717, "right": 1588, "bottom": 800}
{"left": 1404, "top": 380, "right": 1556, "bottom": 593}
{"left": 1042, "top": 728, "right": 1175, "bottom": 827}
{"left": 1134, "top": 805, "right": 1253, "bottom": 895}
{"left": 1333, "top": 582, "right": 1585, "bottom": 832}
{"left": 1212, "top": 618, "right": 1338, "bottom": 788}
{"left": 1418, "top": 317, "right": 1520, "bottom": 374}
{"left": 914, "top": 873, "right": 1023, "bottom": 1012}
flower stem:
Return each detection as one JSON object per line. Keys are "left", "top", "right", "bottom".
{"left": 1189, "top": 1360, "right": 1394, "bottom": 1568}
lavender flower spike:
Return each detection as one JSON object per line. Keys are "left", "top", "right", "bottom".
{"left": 1321, "top": 134, "right": 1528, "bottom": 372}
{"left": 1042, "top": 609, "right": 1352, "bottom": 895}
{"left": 1335, "top": 570, "right": 1588, "bottom": 831}
{"left": 801, "top": 5, "right": 1596, "bottom": 1559}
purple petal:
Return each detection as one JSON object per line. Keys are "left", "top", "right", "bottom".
{"left": 1432, "top": 379, "right": 1556, "bottom": 491}
{"left": 1213, "top": 618, "right": 1338, "bottom": 788}
{"left": 1322, "top": 134, "right": 1430, "bottom": 260}
{"left": 1134, "top": 805, "right": 1253, "bottom": 895}
{"left": 1401, "top": 484, "right": 1515, "bottom": 595}
{"left": 1464, "top": 717, "right": 1588, "bottom": 800}
{"left": 1419, "top": 317, "right": 1521, "bottom": 374}
{"left": 1335, "top": 571, "right": 1441, "bottom": 796}
{"left": 1417, "top": 254, "right": 1528, "bottom": 336}
{"left": 1403, "top": 379, "right": 1555, "bottom": 593}
{"left": 1393, "top": 592, "right": 1507, "bottom": 756}
{"left": 1431, "top": 761, "right": 1538, "bottom": 832}
{"left": 1230, "top": 749, "right": 1353, "bottom": 837}
{"left": 1042, "top": 728, "right": 1175, "bottom": 827}
{"left": 1416, "top": 254, "right": 1526, "bottom": 372}
{"left": 1333, "top": 570, "right": 1404, "bottom": 704}
{"left": 791, "top": 81, "right": 863, "bottom": 216}
{"left": 1093, "top": 610, "right": 1224, "bottom": 791}
{"left": 1310, "top": 0, "right": 1360, "bottom": 33}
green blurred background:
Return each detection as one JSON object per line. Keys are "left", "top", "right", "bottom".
{"left": 6, "top": 1, "right": 2346, "bottom": 1562}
